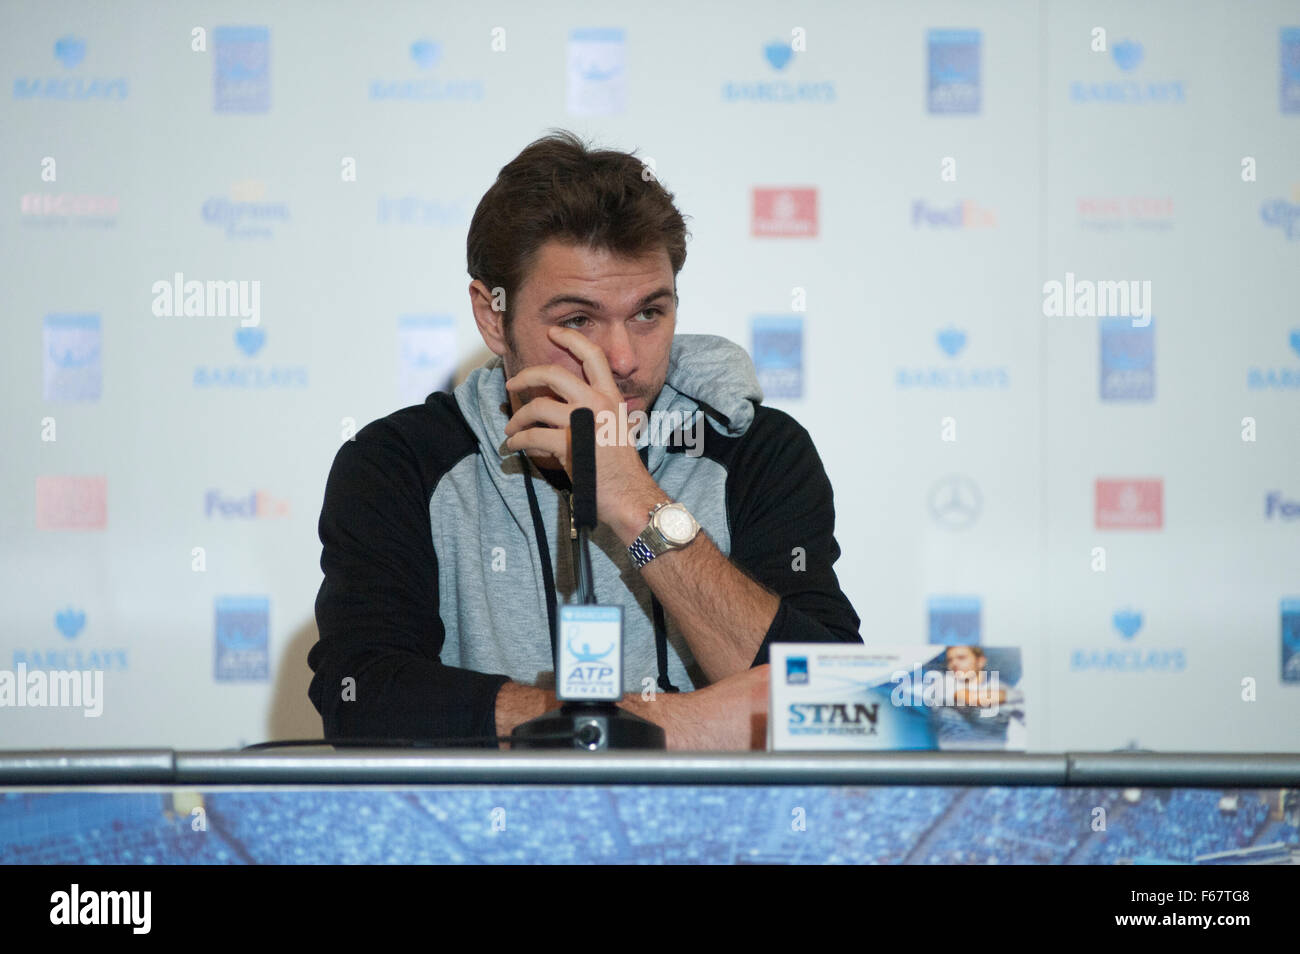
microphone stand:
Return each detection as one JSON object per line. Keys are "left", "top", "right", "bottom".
{"left": 510, "top": 410, "right": 666, "bottom": 751}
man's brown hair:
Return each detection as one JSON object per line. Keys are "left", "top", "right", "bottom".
{"left": 467, "top": 129, "right": 690, "bottom": 334}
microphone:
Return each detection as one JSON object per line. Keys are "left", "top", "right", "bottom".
{"left": 570, "top": 407, "right": 598, "bottom": 532}
{"left": 509, "top": 405, "right": 665, "bottom": 751}
{"left": 570, "top": 408, "right": 598, "bottom": 606}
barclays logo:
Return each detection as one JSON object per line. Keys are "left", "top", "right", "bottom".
{"left": 720, "top": 39, "right": 835, "bottom": 104}
{"left": 1113, "top": 609, "right": 1142, "bottom": 640}
{"left": 1069, "top": 648, "right": 1185, "bottom": 672}
{"left": 764, "top": 40, "right": 795, "bottom": 71}
{"left": 55, "top": 607, "right": 86, "bottom": 639}
{"left": 1246, "top": 330, "right": 1300, "bottom": 391}
{"left": 1071, "top": 608, "right": 1184, "bottom": 672}
{"left": 937, "top": 327, "right": 965, "bottom": 357}
{"left": 1111, "top": 39, "right": 1144, "bottom": 71}
{"left": 410, "top": 39, "right": 441, "bottom": 69}
{"left": 235, "top": 326, "right": 265, "bottom": 356}
{"left": 193, "top": 328, "right": 308, "bottom": 389}
{"left": 896, "top": 329, "right": 1010, "bottom": 390}
{"left": 13, "top": 607, "right": 129, "bottom": 671}
{"left": 55, "top": 35, "right": 86, "bottom": 69}
{"left": 13, "top": 36, "right": 129, "bottom": 100}
{"left": 369, "top": 38, "right": 484, "bottom": 101}
{"left": 1070, "top": 38, "right": 1184, "bottom": 104}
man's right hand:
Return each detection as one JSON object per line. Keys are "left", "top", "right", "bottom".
{"left": 496, "top": 664, "right": 771, "bottom": 751}
{"left": 619, "top": 664, "right": 770, "bottom": 751}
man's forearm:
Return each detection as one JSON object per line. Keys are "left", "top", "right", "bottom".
{"left": 608, "top": 486, "right": 778, "bottom": 683}
{"left": 494, "top": 681, "right": 557, "bottom": 749}
{"left": 638, "top": 533, "right": 779, "bottom": 682}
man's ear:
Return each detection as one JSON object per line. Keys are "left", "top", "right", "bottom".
{"left": 469, "top": 280, "right": 508, "bottom": 357}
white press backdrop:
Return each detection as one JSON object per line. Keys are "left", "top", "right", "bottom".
{"left": 2, "top": 0, "right": 1298, "bottom": 751}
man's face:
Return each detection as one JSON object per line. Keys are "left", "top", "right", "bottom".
{"left": 945, "top": 646, "right": 985, "bottom": 678}
{"left": 495, "top": 240, "right": 677, "bottom": 417}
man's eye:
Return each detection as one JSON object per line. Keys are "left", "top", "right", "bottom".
{"left": 562, "top": 315, "right": 589, "bottom": 329}
{"left": 636, "top": 309, "right": 662, "bottom": 322}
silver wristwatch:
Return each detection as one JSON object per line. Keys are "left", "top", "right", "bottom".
{"left": 628, "top": 501, "right": 700, "bottom": 568}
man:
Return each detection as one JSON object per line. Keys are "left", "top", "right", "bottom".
{"left": 937, "top": 645, "right": 1027, "bottom": 750}
{"left": 307, "top": 130, "right": 861, "bottom": 749}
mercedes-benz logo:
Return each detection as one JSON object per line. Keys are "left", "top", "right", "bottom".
{"left": 928, "top": 475, "right": 982, "bottom": 530}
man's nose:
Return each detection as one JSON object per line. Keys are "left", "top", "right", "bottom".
{"left": 600, "top": 323, "right": 638, "bottom": 381}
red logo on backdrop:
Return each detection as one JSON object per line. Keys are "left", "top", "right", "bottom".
{"left": 1095, "top": 478, "right": 1163, "bottom": 529}
{"left": 36, "top": 475, "right": 107, "bottom": 530}
{"left": 752, "top": 187, "right": 818, "bottom": 237}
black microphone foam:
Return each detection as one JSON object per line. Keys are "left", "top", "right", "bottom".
{"left": 570, "top": 407, "right": 597, "bottom": 530}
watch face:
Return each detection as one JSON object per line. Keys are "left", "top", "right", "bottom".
{"left": 657, "top": 506, "right": 696, "bottom": 545}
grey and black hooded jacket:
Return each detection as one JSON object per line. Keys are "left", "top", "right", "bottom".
{"left": 307, "top": 333, "right": 862, "bottom": 744}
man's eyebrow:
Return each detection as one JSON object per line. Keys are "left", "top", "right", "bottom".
{"left": 540, "top": 287, "right": 676, "bottom": 314}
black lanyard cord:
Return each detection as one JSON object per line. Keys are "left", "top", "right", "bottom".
{"left": 518, "top": 452, "right": 677, "bottom": 693}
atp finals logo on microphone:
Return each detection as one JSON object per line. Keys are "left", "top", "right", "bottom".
{"left": 558, "top": 605, "right": 622, "bottom": 701}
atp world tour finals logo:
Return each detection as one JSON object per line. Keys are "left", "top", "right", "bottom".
{"left": 214, "top": 26, "right": 270, "bottom": 113}
{"left": 43, "top": 313, "right": 101, "bottom": 401}
{"left": 214, "top": 596, "right": 269, "bottom": 682}
{"left": 1281, "top": 27, "right": 1300, "bottom": 114}
{"left": 1100, "top": 317, "right": 1155, "bottom": 402}
{"left": 751, "top": 316, "right": 803, "bottom": 399}
{"left": 568, "top": 27, "right": 626, "bottom": 116}
{"left": 928, "top": 596, "right": 981, "bottom": 645}
{"left": 927, "top": 29, "right": 980, "bottom": 114}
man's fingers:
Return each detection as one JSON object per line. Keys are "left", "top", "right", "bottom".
{"left": 504, "top": 396, "right": 569, "bottom": 437}
{"left": 505, "top": 363, "right": 590, "bottom": 405}
{"left": 504, "top": 426, "right": 568, "bottom": 463}
{"left": 547, "top": 326, "right": 619, "bottom": 395}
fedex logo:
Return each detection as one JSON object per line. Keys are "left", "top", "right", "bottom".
{"left": 1266, "top": 492, "right": 1300, "bottom": 520}
{"left": 204, "top": 490, "right": 290, "bottom": 519}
